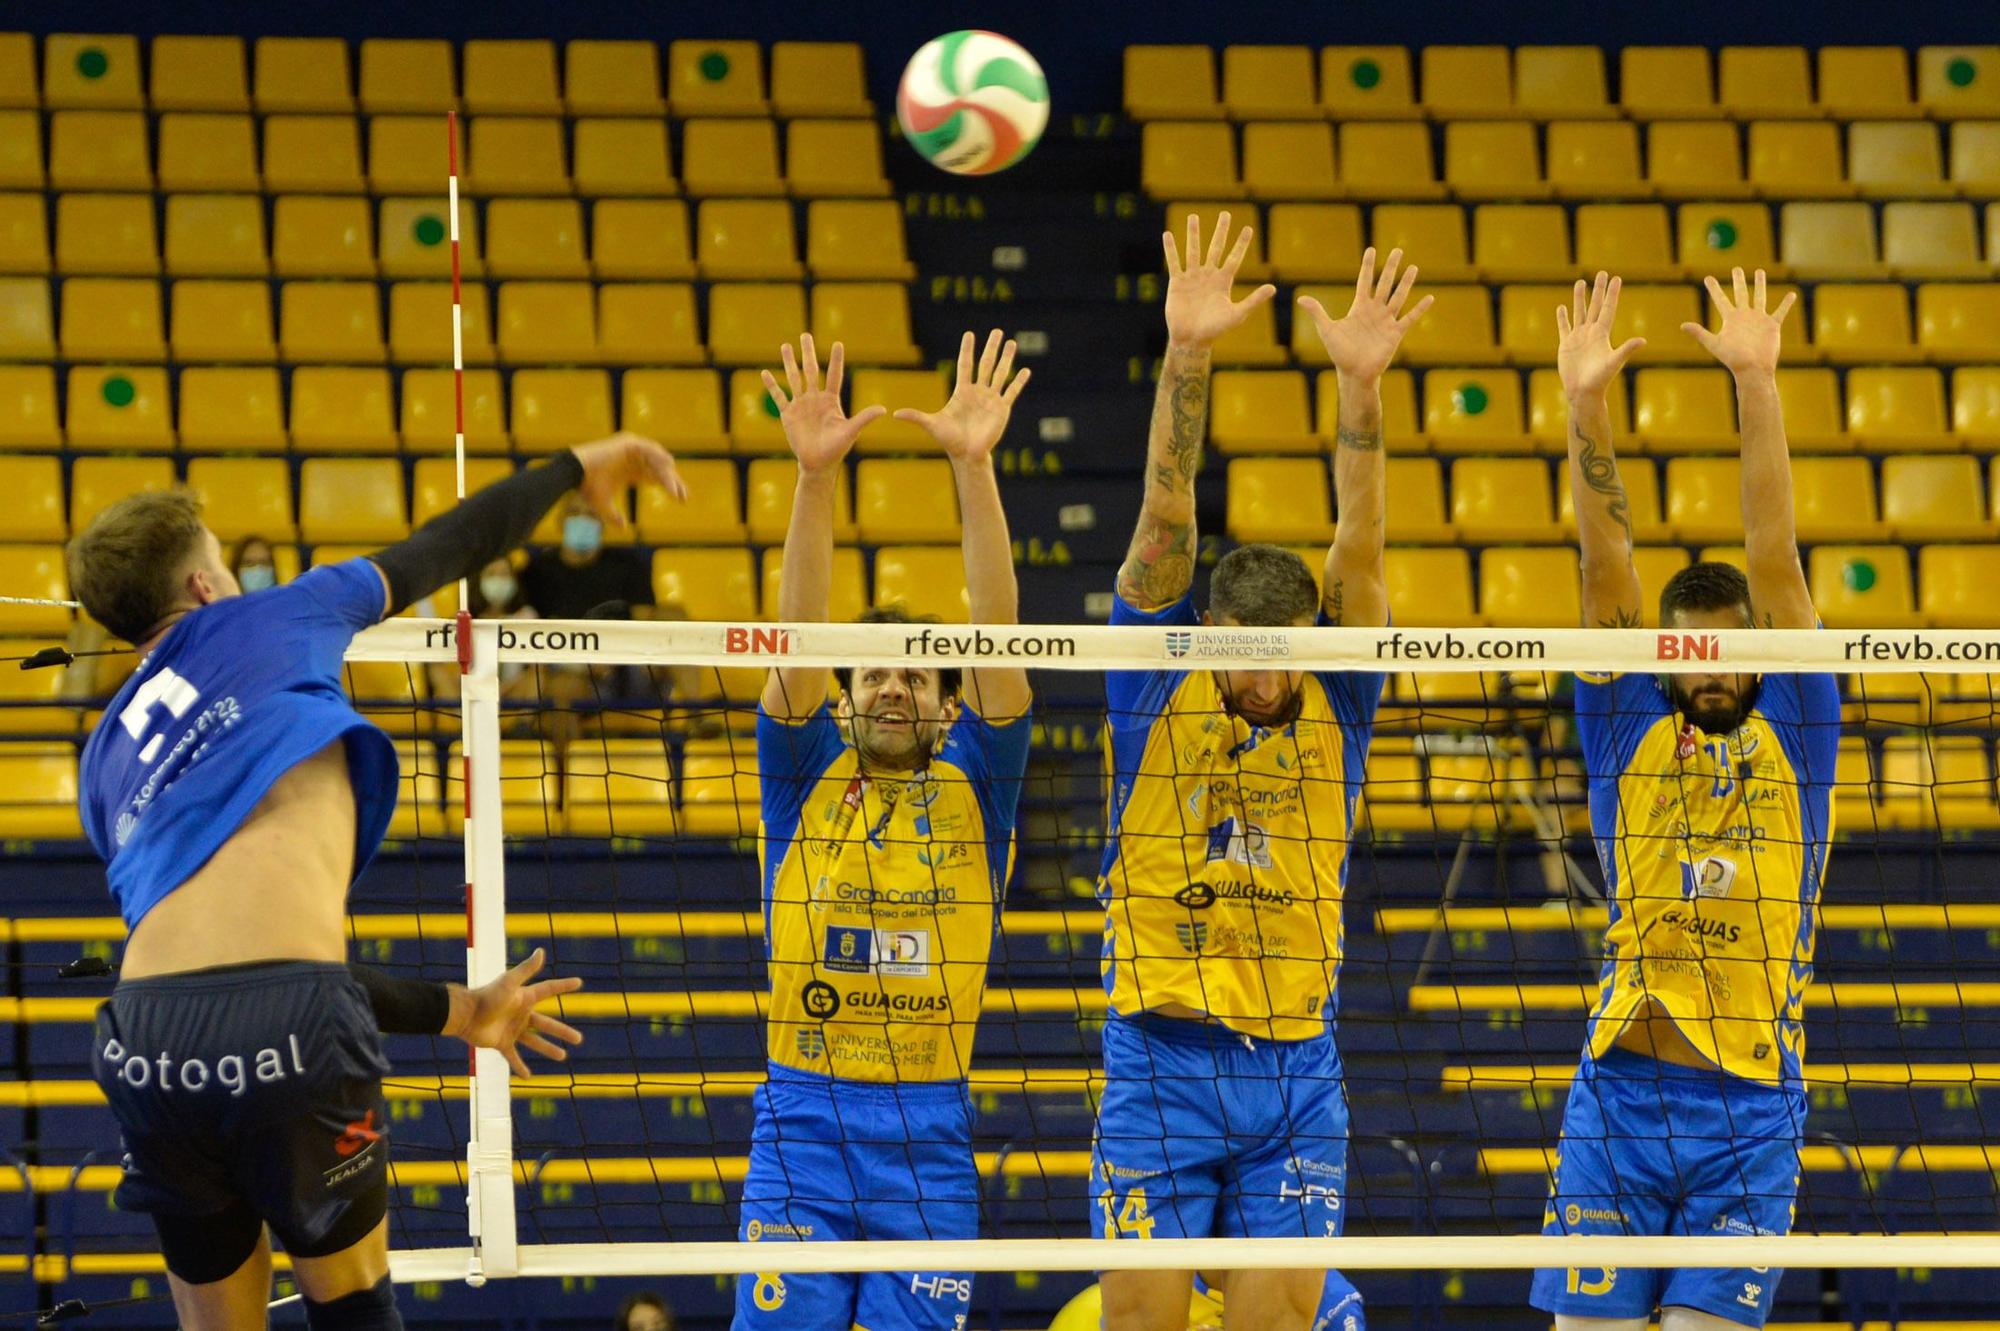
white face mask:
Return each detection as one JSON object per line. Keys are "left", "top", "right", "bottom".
{"left": 237, "top": 564, "right": 276, "bottom": 593}
{"left": 480, "top": 573, "right": 518, "bottom": 608}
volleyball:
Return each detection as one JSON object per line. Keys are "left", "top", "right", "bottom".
{"left": 896, "top": 29, "right": 1050, "bottom": 175}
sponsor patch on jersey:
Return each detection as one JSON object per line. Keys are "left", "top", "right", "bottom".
{"left": 1682, "top": 855, "right": 1738, "bottom": 899}
{"left": 820, "top": 925, "right": 933, "bottom": 977}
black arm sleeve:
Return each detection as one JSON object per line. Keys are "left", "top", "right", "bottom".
{"left": 348, "top": 964, "right": 454, "bottom": 1036}
{"left": 368, "top": 452, "right": 584, "bottom": 615}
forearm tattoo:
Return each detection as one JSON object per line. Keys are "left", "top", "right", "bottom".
{"left": 1573, "top": 425, "right": 1634, "bottom": 548}
{"left": 1595, "top": 605, "right": 1643, "bottom": 629}
{"left": 1119, "top": 515, "right": 1196, "bottom": 606}
{"left": 1163, "top": 358, "right": 1209, "bottom": 488}
{"left": 1326, "top": 577, "right": 1345, "bottom": 625}
{"left": 1334, "top": 424, "right": 1383, "bottom": 452}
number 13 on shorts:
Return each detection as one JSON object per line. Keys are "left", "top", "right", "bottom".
{"left": 1098, "top": 1185, "right": 1156, "bottom": 1239}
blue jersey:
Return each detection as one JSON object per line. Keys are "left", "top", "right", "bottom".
{"left": 79, "top": 559, "right": 399, "bottom": 931}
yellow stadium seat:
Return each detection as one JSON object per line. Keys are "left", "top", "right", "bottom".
{"left": 0, "top": 455, "right": 62, "bottom": 541}
{"left": 0, "top": 546, "right": 71, "bottom": 635}
{"left": 1545, "top": 120, "right": 1647, "bottom": 200}
{"left": 1633, "top": 368, "right": 1736, "bottom": 453}
{"left": 1241, "top": 123, "right": 1338, "bottom": 200}
{"left": 0, "top": 365, "right": 60, "bottom": 447}
{"left": 60, "top": 277, "right": 163, "bottom": 360}
{"left": 1953, "top": 367, "right": 2000, "bottom": 446}
{"left": 847, "top": 368, "right": 948, "bottom": 454}
{"left": 1778, "top": 202, "right": 1880, "bottom": 280}
{"left": 1745, "top": 121, "right": 1851, "bottom": 201}
{"left": 467, "top": 118, "right": 568, "bottom": 195}
{"left": 1480, "top": 547, "right": 1581, "bottom": 626}
{"left": 1647, "top": 122, "right": 1748, "bottom": 200}
{"left": 1815, "top": 283, "right": 1917, "bottom": 362}
{"left": 462, "top": 39, "right": 560, "bottom": 116}
{"left": 1818, "top": 46, "right": 1917, "bottom": 119}
{"left": 270, "top": 195, "right": 373, "bottom": 278}
{"left": 1452, "top": 456, "right": 1554, "bottom": 542}
{"left": 1810, "top": 544, "right": 1918, "bottom": 627}
{"left": 0, "top": 278, "right": 55, "bottom": 359}
{"left": 0, "top": 111, "right": 42, "bottom": 190}
{"left": 494, "top": 281, "right": 594, "bottom": 364}
{"left": 178, "top": 365, "right": 284, "bottom": 450}
{"left": 622, "top": 368, "right": 727, "bottom": 455}
{"left": 162, "top": 195, "right": 267, "bottom": 277}
{"left": 785, "top": 120, "right": 890, "bottom": 198}
{"left": 1420, "top": 45, "right": 1512, "bottom": 118}
{"left": 668, "top": 39, "right": 765, "bottom": 116}
{"left": 1917, "top": 284, "right": 2000, "bottom": 362}
{"left": 1883, "top": 456, "right": 1988, "bottom": 541}
{"left": 1497, "top": 284, "right": 1573, "bottom": 366}
{"left": 151, "top": 35, "right": 248, "bottom": 112}
{"left": 1142, "top": 123, "right": 1241, "bottom": 199}
{"left": 1224, "top": 46, "right": 1317, "bottom": 119}
{"left": 811, "top": 283, "right": 921, "bottom": 366}
{"left": 1919, "top": 46, "right": 2000, "bottom": 116}
{"left": 1528, "top": 365, "right": 1631, "bottom": 450}
{"left": 1846, "top": 367, "right": 1954, "bottom": 450}
{"left": 279, "top": 281, "right": 383, "bottom": 363}
{"left": 365, "top": 116, "right": 446, "bottom": 195}
{"left": 761, "top": 545, "right": 866, "bottom": 622}
{"left": 806, "top": 200, "right": 916, "bottom": 281}
{"left": 1620, "top": 47, "right": 1718, "bottom": 119}
{"left": 1882, "top": 202, "right": 1985, "bottom": 279}
{"left": 1631, "top": 547, "right": 1695, "bottom": 619}
{"left": 598, "top": 282, "right": 703, "bottom": 366}
{"left": 402, "top": 368, "right": 508, "bottom": 454}
{"left": 341, "top": 662, "right": 433, "bottom": 740}
{"left": 592, "top": 199, "right": 694, "bottom": 280}
{"left": 1268, "top": 204, "right": 1363, "bottom": 281}
{"left": 873, "top": 546, "right": 969, "bottom": 622}
{"left": 1472, "top": 205, "right": 1570, "bottom": 282}
{"left": 1338, "top": 122, "right": 1443, "bottom": 200}
{"left": 1608, "top": 283, "right": 1702, "bottom": 365}
{"left": 635, "top": 455, "right": 742, "bottom": 543}
{"left": 1210, "top": 370, "right": 1315, "bottom": 454}
{"left": 1424, "top": 366, "right": 1533, "bottom": 454}
{"left": 1718, "top": 46, "right": 1814, "bottom": 118}
{"left": 168, "top": 278, "right": 272, "bottom": 362}
{"left": 49, "top": 110, "right": 151, "bottom": 190}
{"left": 156, "top": 113, "right": 258, "bottom": 192}
{"left": 1556, "top": 454, "right": 1667, "bottom": 541}
{"left": 573, "top": 118, "right": 676, "bottom": 196}
{"left": 377, "top": 198, "right": 478, "bottom": 280}
{"left": 411, "top": 456, "right": 510, "bottom": 529}
{"left": 300, "top": 458, "right": 407, "bottom": 543}
{"left": 53, "top": 193, "right": 155, "bottom": 276}
{"left": 771, "top": 41, "right": 870, "bottom": 118}
{"left": 681, "top": 119, "right": 782, "bottom": 197}
{"left": 0, "top": 744, "right": 82, "bottom": 838}
{"left": 484, "top": 199, "right": 587, "bottom": 280}
{"left": 696, "top": 199, "right": 801, "bottom": 281}
{"left": 1515, "top": 46, "right": 1612, "bottom": 117}
{"left": 708, "top": 282, "right": 805, "bottom": 367}
{"left": 1125, "top": 46, "right": 1223, "bottom": 120}
{"left": 1444, "top": 123, "right": 1548, "bottom": 202}
{"left": 1370, "top": 205, "right": 1473, "bottom": 282}
{"left": 45, "top": 34, "right": 142, "bottom": 108}
{"left": 1773, "top": 367, "right": 1848, "bottom": 452}
{"left": 253, "top": 37, "right": 352, "bottom": 114}
{"left": 1676, "top": 202, "right": 1779, "bottom": 278}
{"left": 1573, "top": 204, "right": 1677, "bottom": 281}
{"left": 1224, "top": 458, "right": 1333, "bottom": 544}
{"left": 652, "top": 546, "right": 757, "bottom": 621}
{"left": 186, "top": 457, "right": 294, "bottom": 541}
{"left": 359, "top": 38, "right": 455, "bottom": 114}
{"left": 1667, "top": 455, "right": 1745, "bottom": 550}
{"left": 387, "top": 281, "right": 493, "bottom": 366}
{"left": 70, "top": 456, "right": 171, "bottom": 532}
{"left": 1948, "top": 123, "right": 2000, "bottom": 193}
{"left": 1383, "top": 457, "right": 1454, "bottom": 541}
{"left": 1386, "top": 285, "right": 1497, "bottom": 366}
{"left": 564, "top": 40, "right": 662, "bottom": 117}
{"left": 1921, "top": 546, "right": 2000, "bottom": 627}
{"left": 855, "top": 458, "right": 960, "bottom": 544}
{"left": 563, "top": 740, "right": 677, "bottom": 838}
{"left": 0, "top": 34, "right": 28, "bottom": 109}
{"left": 511, "top": 369, "right": 613, "bottom": 452}
{"left": 1848, "top": 122, "right": 1951, "bottom": 198}
{"left": 262, "top": 115, "right": 364, "bottom": 194}
{"left": 1317, "top": 47, "right": 1414, "bottom": 119}
{"left": 727, "top": 369, "right": 788, "bottom": 454}
{"left": 747, "top": 457, "right": 855, "bottom": 545}
{"left": 677, "top": 738, "right": 759, "bottom": 837}
{"left": 1315, "top": 368, "right": 1424, "bottom": 452}
{"left": 289, "top": 366, "right": 396, "bottom": 452}
{"left": 1789, "top": 456, "right": 1883, "bottom": 542}
{"left": 1379, "top": 548, "right": 1475, "bottom": 627}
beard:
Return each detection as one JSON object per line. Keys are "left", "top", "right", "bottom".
{"left": 1671, "top": 680, "right": 1753, "bottom": 735}
{"left": 1220, "top": 687, "right": 1303, "bottom": 731}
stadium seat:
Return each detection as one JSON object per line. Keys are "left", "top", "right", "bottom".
{"left": 186, "top": 457, "right": 294, "bottom": 541}
{"left": 1790, "top": 457, "right": 1883, "bottom": 541}
{"left": 49, "top": 111, "right": 151, "bottom": 190}
{"left": 60, "top": 277, "right": 162, "bottom": 360}
{"left": 1497, "top": 284, "right": 1572, "bottom": 364}
{"left": 1632, "top": 368, "right": 1736, "bottom": 453}
{"left": 1383, "top": 457, "right": 1453, "bottom": 541}
{"left": 1818, "top": 46, "right": 1918, "bottom": 118}
{"left": 1241, "top": 123, "right": 1338, "bottom": 200}
{"left": 1479, "top": 547, "right": 1581, "bottom": 626}
{"left": 761, "top": 544, "right": 866, "bottom": 622}
{"left": 1125, "top": 45, "right": 1223, "bottom": 120}
{"left": 1953, "top": 367, "right": 2000, "bottom": 446}
{"left": 1380, "top": 547, "right": 1476, "bottom": 627}
{"left": 462, "top": 39, "right": 561, "bottom": 116}
{"left": 300, "top": 458, "right": 407, "bottom": 543}
{"left": 1383, "top": 285, "right": 1497, "bottom": 366}
{"left": 167, "top": 278, "right": 272, "bottom": 362}
{"left": 1809, "top": 544, "right": 1918, "bottom": 627}
{"left": 806, "top": 201, "right": 916, "bottom": 281}
{"left": 573, "top": 118, "right": 676, "bottom": 196}
{"left": 45, "top": 34, "right": 142, "bottom": 108}
{"left": 1718, "top": 46, "right": 1814, "bottom": 118}
{"left": 279, "top": 281, "right": 383, "bottom": 363}
{"left": 1545, "top": 120, "right": 1647, "bottom": 199}
{"left": 0, "top": 277, "right": 55, "bottom": 359}
{"left": 0, "top": 456, "right": 63, "bottom": 540}
{"left": 1815, "top": 284, "right": 1918, "bottom": 362}
{"left": 1948, "top": 122, "right": 2000, "bottom": 193}
{"left": 1573, "top": 204, "right": 1677, "bottom": 281}
{"left": 636, "top": 455, "right": 742, "bottom": 543}
{"left": 53, "top": 193, "right": 156, "bottom": 276}
{"left": 495, "top": 281, "right": 594, "bottom": 364}
{"left": 1223, "top": 46, "right": 1317, "bottom": 119}
{"left": 0, "top": 543, "right": 71, "bottom": 636}
{"left": 387, "top": 280, "right": 494, "bottom": 365}
{"left": 1338, "top": 123, "right": 1443, "bottom": 199}
{"left": 681, "top": 119, "right": 782, "bottom": 197}
{"left": 1612, "top": 284, "right": 1704, "bottom": 365}
{"left": 0, "top": 33, "right": 27, "bottom": 108}
{"left": 811, "top": 284, "right": 921, "bottom": 366}
{"left": 785, "top": 120, "right": 890, "bottom": 197}
{"left": 1882, "top": 456, "right": 1989, "bottom": 540}
{"left": 358, "top": 38, "right": 456, "bottom": 114}
{"left": 1444, "top": 123, "right": 1548, "bottom": 202}
{"left": 1451, "top": 457, "right": 1553, "bottom": 541}
{"left": 0, "top": 111, "right": 42, "bottom": 189}
{"left": 1919, "top": 46, "right": 2000, "bottom": 115}
{"left": 846, "top": 368, "right": 947, "bottom": 453}
{"left": 1142, "top": 123, "right": 1241, "bottom": 199}
{"left": 1528, "top": 365, "right": 1631, "bottom": 450}
{"left": 696, "top": 199, "right": 801, "bottom": 281}
{"left": 1225, "top": 458, "right": 1333, "bottom": 543}
{"left": 1917, "top": 284, "right": 2000, "bottom": 362}
{"left": 564, "top": 39, "right": 663, "bottom": 116}
{"left": 270, "top": 195, "right": 373, "bottom": 278}
{"left": 873, "top": 546, "right": 969, "bottom": 622}
{"left": 1619, "top": 47, "right": 1719, "bottom": 118}
{"left": 1772, "top": 367, "right": 1848, "bottom": 452}
{"left": 0, "top": 365, "right": 61, "bottom": 447}
{"left": 1921, "top": 545, "right": 2000, "bottom": 627}
{"left": 855, "top": 459, "right": 960, "bottom": 544}
{"left": 178, "top": 365, "right": 284, "bottom": 450}
{"left": 591, "top": 199, "right": 694, "bottom": 280}
{"left": 162, "top": 195, "right": 267, "bottom": 277}
{"left": 411, "top": 455, "right": 510, "bottom": 524}
{"left": 770, "top": 41, "right": 869, "bottom": 118}
{"left": 1746, "top": 121, "right": 1851, "bottom": 200}
{"left": 70, "top": 456, "right": 172, "bottom": 531}
{"left": 1778, "top": 202, "right": 1880, "bottom": 280}
{"left": 1267, "top": 204, "right": 1363, "bottom": 282}
{"left": 701, "top": 283, "right": 800, "bottom": 368}
{"left": 403, "top": 368, "right": 508, "bottom": 453}
{"left": 1676, "top": 203, "right": 1779, "bottom": 277}
{"left": 1210, "top": 370, "right": 1315, "bottom": 454}
{"left": 1370, "top": 205, "right": 1473, "bottom": 282}
{"left": 156, "top": 113, "right": 259, "bottom": 191}
{"left": 668, "top": 39, "right": 765, "bottom": 116}
{"left": 598, "top": 283, "right": 703, "bottom": 365}
{"left": 0, "top": 744, "right": 83, "bottom": 839}
{"left": 652, "top": 546, "right": 757, "bottom": 621}
{"left": 366, "top": 116, "right": 446, "bottom": 195}
{"left": 1846, "top": 367, "right": 1954, "bottom": 450}
{"left": 377, "top": 198, "right": 478, "bottom": 279}
{"left": 1516, "top": 45, "right": 1613, "bottom": 117}
{"left": 263, "top": 115, "right": 365, "bottom": 193}
{"left": 1424, "top": 369, "right": 1530, "bottom": 452}
{"left": 511, "top": 369, "right": 613, "bottom": 451}
{"left": 747, "top": 457, "right": 855, "bottom": 545}
{"left": 290, "top": 367, "right": 396, "bottom": 452}
{"left": 677, "top": 737, "right": 759, "bottom": 837}
{"left": 623, "top": 368, "right": 727, "bottom": 454}
{"left": 563, "top": 741, "right": 677, "bottom": 838}
{"left": 1848, "top": 122, "right": 1952, "bottom": 198}
{"left": 1314, "top": 368, "right": 1423, "bottom": 452}
{"left": 1638, "top": 546, "right": 1698, "bottom": 612}
{"left": 1647, "top": 122, "right": 1749, "bottom": 199}
{"left": 1882, "top": 202, "right": 1985, "bottom": 279}
{"left": 1319, "top": 46, "right": 1415, "bottom": 119}
{"left": 467, "top": 118, "right": 568, "bottom": 195}
{"left": 252, "top": 37, "right": 352, "bottom": 113}
{"left": 1556, "top": 454, "right": 1667, "bottom": 541}
{"left": 1472, "top": 205, "right": 1571, "bottom": 282}
{"left": 1420, "top": 45, "right": 1512, "bottom": 118}
{"left": 482, "top": 199, "right": 586, "bottom": 280}
{"left": 1663, "top": 457, "right": 1743, "bottom": 542}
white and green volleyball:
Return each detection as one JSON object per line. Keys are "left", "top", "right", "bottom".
{"left": 896, "top": 30, "right": 1050, "bottom": 176}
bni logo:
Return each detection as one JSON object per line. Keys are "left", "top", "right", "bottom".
{"left": 725, "top": 626, "right": 796, "bottom": 656}
{"left": 1656, "top": 632, "right": 1722, "bottom": 661}
{"left": 1174, "top": 921, "right": 1209, "bottom": 953}
{"left": 1165, "top": 631, "right": 1192, "bottom": 658}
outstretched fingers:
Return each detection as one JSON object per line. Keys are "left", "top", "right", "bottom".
{"left": 1599, "top": 274, "right": 1624, "bottom": 330}
{"left": 1586, "top": 270, "right": 1610, "bottom": 326}
{"left": 1354, "top": 247, "right": 1377, "bottom": 305}
{"left": 1679, "top": 321, "right": 1722, "bottom": 354}
{"left": 777, "top": 342, "right": 802, "bottom": 400}
{"left": 1205, "top": 211, "right": 1232, "bottom": 267}
{"left": 1001, "top": 366, "right": 1032, "bottom": 404}
{"left": 822, "top": 339, "right": 845, "bottom": 398}
{"left": 1570, "top": 278, "right": 1589, "bottom": 333}
{"left": 1161, "top": 228, "right": 1183, "bottom": 277}
{"left": 955, "top": 330, "right": 977, "bottom": 389}
{"left": 1732, "top": 266, "right": 1749, "bottom": 310}
{"left": 1232, "top": 282, "right": 1278, "bottom": 317}
{"left": 1373, "top": 247, "right": 1405, "bottom": 303}
{"left": 1771, "top": 290, "right": 1798, "bottom": 326}
{"left": 800, "top": 334, "right": 823, "bottom": 394}
{"left": 993, "top": 337, "right": 1018, "bottom": 390}
{"left": 1222, "top": 223, "right": 1256, "bottom": 279}
{"left": 1397, "top": 291, "right": 1436, "bottom": 331}
{"left": 1385, "top": 261, "right": 1422, "bottom": 319}
{"left": 760, "top": 369, "right": 791, "bottom": 413}
{"left": 977, "top": 328, "right": 1003, "bottom": 384}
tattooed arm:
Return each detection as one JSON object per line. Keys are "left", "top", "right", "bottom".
{"left": 1117, "top": 211, "right": 1275, "bottom": 610}
{"left": 1556, "top": 273, "right": 1646, "bottom": 629}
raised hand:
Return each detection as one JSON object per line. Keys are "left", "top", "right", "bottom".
{"left": 1557, "top": 271, "right": 1646, "bottom": 401}
{"left": 1163, "top": 211, "right": 1278, "bottom": 348}
{"left": 569, "top": 432, "right": 688, "bottom": 531}
{"left": 1682, "top": 267, "right": 1797, "bottom": 379}
{"left": 451, "top": 947, "right": 584, "bottom": 1078}
{"left": 895, "top": 329, "right": 1031, "bottom": 464}
{"left": 1298, "top": 246, "right": 1435, "bottom": 383}
{"left": 762, "top": 334, "right": 886, "bottom": 474}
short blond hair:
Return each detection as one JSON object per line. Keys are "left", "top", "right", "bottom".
{"left": 67, "top": 489, "right": 207, "bottom": 643}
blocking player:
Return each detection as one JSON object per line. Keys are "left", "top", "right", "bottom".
{"left": 1092, "top": 213, "right": 1432, "bottom": 1331}
{"left": 738, "top": 332, "right": 1034, "bottom": 1331}
{"left": 1530, "top": 270, "right": 1840, "bottom": 1330}
{"left": 69, "top": 434, "right": 685, "bottom": 1330}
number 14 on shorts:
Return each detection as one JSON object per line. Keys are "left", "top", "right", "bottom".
{"left": 1098, "top": 1185, "right": 1156, "bottom": 1239}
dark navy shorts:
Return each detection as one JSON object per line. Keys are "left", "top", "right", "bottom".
{"left": 92, "top": 961, "right": 392, "bottom": 1258}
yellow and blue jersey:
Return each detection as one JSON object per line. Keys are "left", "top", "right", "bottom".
{"left": 756, "top": 702, "right": 1031, "bottom": 1084}
{"left": 1576, "top": 670, "right": 1841, "bottom": 1086}
{"left": 1097, "top": 592, "right": 1382, "bottom": 1041}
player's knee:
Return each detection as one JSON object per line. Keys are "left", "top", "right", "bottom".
{"left": 1099, "top": 1269, "right": 1192, "bottom": 1331}
{"left": 304, "top": 1274, "right": 402, "bottom": 1330}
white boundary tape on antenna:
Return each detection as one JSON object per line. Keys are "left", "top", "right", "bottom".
{"left": 0, "top": 596, "right": 79, "bottom": 608}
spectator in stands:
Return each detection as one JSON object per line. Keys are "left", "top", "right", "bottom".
{"left": 228, "top": 535, "right": 281, "bottom": 591}
{"left": 468, "top": 556, "right": 540, "bottom": 704}
{"left": 520, "top": 493, "right": 654, "bottom": 621}
{"left": 614, "top": 1291, "right": 675, "bottom": 1331}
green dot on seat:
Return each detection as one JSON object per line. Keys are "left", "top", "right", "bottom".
{"left": 101, "top": 375, "right": 135, "bottom": 408}
{"left": 762, "top": 391, "right": 782, "bottom": 418}
{"left": 1947, "top": 57, "right": 1977, "bottom": 88}
{"left": 700, "top": 51, "right": 731, "bottom": 82}
{"left": 1350, "top": 58, "right": 1381, "bottom": 91}
{"left": 1453, "top": 382, "right": 1490, "bottom": 416}
{"left": 77, "top": 47, "right": 109, "bottom": 80}
{"left": 1706, "top": 219, "right": 1738, "bottom": 251}
{"left": 413, "top": 215, "right": 446, "bottom": 247}
{"left": 1843, "top": 559, "right": 1877, "bottom": 593}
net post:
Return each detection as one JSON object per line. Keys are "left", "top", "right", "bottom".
{"left": 458, "top": 613, "right": 517, "bottom": 1279}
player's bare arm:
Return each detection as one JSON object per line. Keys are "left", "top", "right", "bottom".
{"left": 760, "top": 335, "right": 887, "bottom": 719}
{"left": 1115, "top": 211, "right": 1275, "bottom": 611}
{"left": 896, "top": 328, "right": 1034, "bottom": 719}
{"left": 1682, "top": 267, "right": 1816, "bottom": 630}
{"left": 1298, "top": 246, "right": 1434, "bottom": 627}
{"left": 1558, "top": 272, "right": 1648, "bottom": 630}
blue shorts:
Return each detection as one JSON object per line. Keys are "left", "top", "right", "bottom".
{"left": 1091, "top": 1013, "right": 1350, "bottom": 1242}
{"left": 734, "top": 1069, "right": 977, "bottom": 1331}
{"left": 1530, "top": 1047, "right": 1806, "bottom": 1328}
